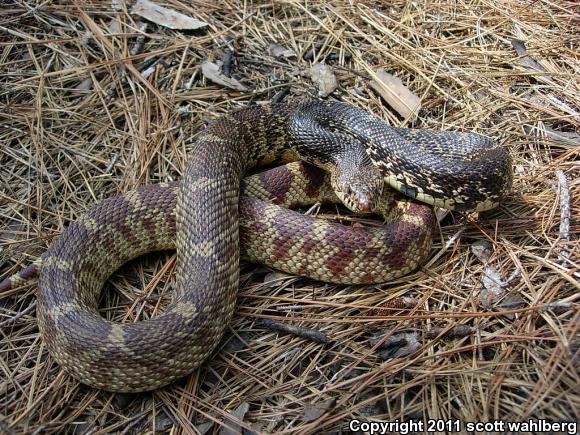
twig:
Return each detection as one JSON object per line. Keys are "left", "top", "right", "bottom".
{"left": 423, "top": 227, "right": 465, "bottom": 268}
{"left": 0, "top": 300, "right": 36, "bottom": 327}
{"left": 426, "top": 325, "right": 474, "bottom": 339}
{"left": 555, "top": 170, "right": 571, "bottom": 261}
{"left": 262, "top": 319, "right": 331, "bottom": 344}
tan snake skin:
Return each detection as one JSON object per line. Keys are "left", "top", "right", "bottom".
{"left": 3, "top": 101, "right": 511, "bottom": 392}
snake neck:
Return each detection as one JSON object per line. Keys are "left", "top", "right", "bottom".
{"left": 290, "top": 100, "right": 513, "bottom": 211}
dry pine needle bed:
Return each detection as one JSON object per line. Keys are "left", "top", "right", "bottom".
{"left": 0, "top": 0, "right": 578, "bottom": 434}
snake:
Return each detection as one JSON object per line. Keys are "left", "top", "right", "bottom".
{"left": 0, "top": 100, "right": 512, "bottom": 392}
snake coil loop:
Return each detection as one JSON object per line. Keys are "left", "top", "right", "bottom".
{"left": 33, "top": 101, "right": 512, "bottom": 391}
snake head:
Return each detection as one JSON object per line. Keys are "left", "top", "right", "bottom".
{"left": 332, "top": 158, "right": 384, "bottom": 214}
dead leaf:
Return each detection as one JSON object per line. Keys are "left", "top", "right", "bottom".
{"left": 426, "top": 325, "right": 474, "bottom": 339}
{"left": 154, "top": 409, "right": 174, "bottom": 432}
{"left": 195, "top": 421, "right": 214, "bottom": 435}
{"left": 377, "top": 332, "right": 421, "bottom": 359}
{"left": 201, "top": 61, "right": 248, "bottom": 92}
{"left": 479, "top": 267, "right": 508, "bottom": 309}
{"left": 369, "top": 68, "right": 421, "bottom": 119}
{"left": 111, "top": 0, "right": 125, "bottom": 11}
{"left": 511, "top": 39, "right": 546, "bottom": 73}
{"left": 109, "top": 18, "right": 122, "bottom": 34}
{"left": 471, "top": 240, "right": 492, "bottom": 263}
{"left": 74, "top": 77, "right": 93, "bottom": 92}
{"left": 435, "top": 207, "right": 449, "bottom": 223}
{"left": 268, "top": 43, "right": 296, "bottom": 59}
{"left": 498, "top": 293, "right": 526, "bottom": 309}
{"left": 132, "top": 0, "right": 208, "bottom": 30}
{"left": 219, "top": 402, "right": 250, "bottom": 435}
{"left": 310, "top": 63, "right": 338, "bottom": 97}
{"left": 263, "top": 271, "right": 291, "bottom": 286}
{"left": 543, "top": 128, "right": 580, "bottom": 147}
{"left": 221, "top": 331, "right": 251, "bottom": 354}
{"left": 371, "top": 331, "right": 421, "bottom": 359}
{"left": 304, "top": 399, "right": 336, "bottom": 422}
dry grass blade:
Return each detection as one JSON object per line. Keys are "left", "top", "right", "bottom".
{"left": 0, "top": 0, "right": 578, "bottom": 434}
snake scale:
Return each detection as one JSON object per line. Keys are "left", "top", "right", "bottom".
{"left": 2, "top": 100, "right": 512, "bottom": 392}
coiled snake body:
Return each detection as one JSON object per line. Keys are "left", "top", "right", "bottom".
{"left": 9, "top": 101, "right": 512, "bottom": 392}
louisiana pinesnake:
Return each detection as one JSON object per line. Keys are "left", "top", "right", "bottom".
{"left": 0, "top": 100, "right": 512, "bottom": 391}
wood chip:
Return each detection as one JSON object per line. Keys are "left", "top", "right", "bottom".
{"left": 369, "top": 68, "right": 421, "bottom": 119}
{"left": 310, "top": 63, "right": 338, "bottom": 97}
{"left": 132, "top": 0, "right": 208, "bottom": 30}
